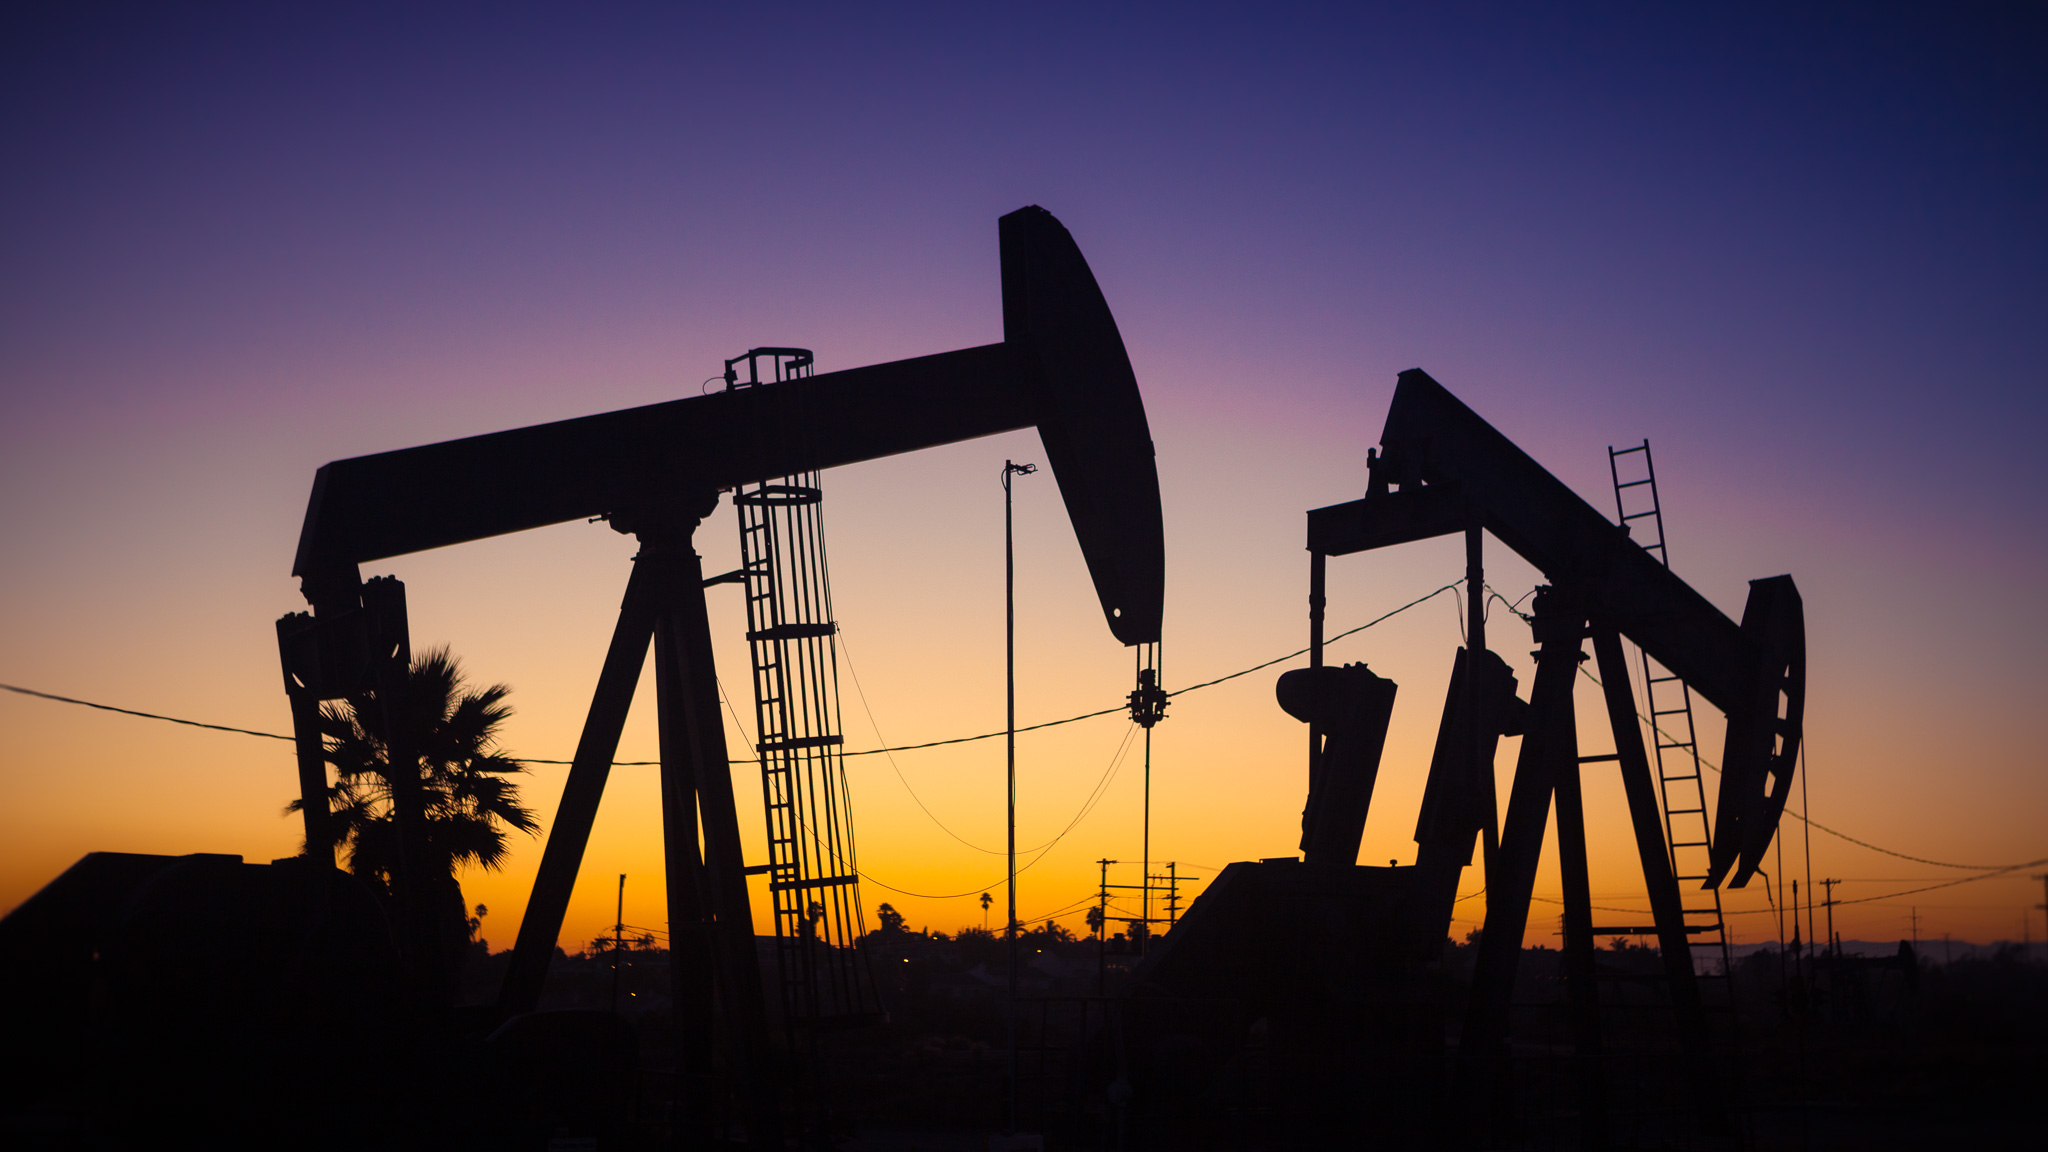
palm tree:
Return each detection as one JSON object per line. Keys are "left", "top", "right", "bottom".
{"left": 288, "top": 647, "right": 538, "bottom": 958}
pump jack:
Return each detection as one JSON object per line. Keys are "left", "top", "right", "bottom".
{"left": 1115, "top": 369, "right": 1800, "bottom": 1147}
{"left": 268, "top": 206, "right": 1163, "bottom": 1140}
{"left": 1308, "top": 368, "right": 1802, "bottom": 1143}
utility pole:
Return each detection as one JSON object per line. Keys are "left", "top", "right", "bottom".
{"left": 1001, "top": 459, "right": 1035, "bottom": 1138}
{"left": 1909, "top": 906, "right": 1920, "bottom": 950}
{"left": 1095, "top": 859, "right": 1115, "bottom": 997}
{"left": 1819, "top": 878, "right": 1839, "bottom": 959}
{"left": 610, "top": 874, "right": 626, "bottom": 1014}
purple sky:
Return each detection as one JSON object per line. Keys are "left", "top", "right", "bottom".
{"left": 4, "top": 3, "right": 2044, "bottom": 946}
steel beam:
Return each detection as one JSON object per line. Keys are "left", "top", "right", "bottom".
{"left": 1549, "top": 681, "right": 1606, "bottom": 1149}
{"left": 1311, "top": 370, "right": 1757, "bottom": 716}
{"left": 294, "top": 344, "right": 1031, "bottom": 577}
{"left": 497, "top": 561, "right": 661, "bottom": 1016}
{"left": 291, "top": 207, "right": 1164, "bottom": 650}
{"left": 1312, "top": 368, "right": 1803, "bottom": 888}
{"left": 653, "top": 592, "right": 714, "bottom": 1136}
{"left": 1590, "top": 628, "right": 1725, "bottom": 1136}
{"left": 1454, "top": 594, "right": 1588, "bottom": 1142}
{"left": 646, "top": 526, "right": 779, "bottom": 1146}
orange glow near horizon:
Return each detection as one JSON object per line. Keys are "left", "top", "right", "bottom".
{"left": 5, "top": 6, "right": 2045, "bottom": 966}
{"left": 5, "top": 424, "right": 2041, "bottom": 958}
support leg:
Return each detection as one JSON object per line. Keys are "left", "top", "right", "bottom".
{"left": 652, "top": 578, "right": 716, "bottom": 1142}
{"left": 1454, "top": 594, "right": 1585, "bottom": 1142}
{"left": 1591, "top": 628, "right": 1725, "bottom": 1135}
{"left": 498, "top": 561, "right": 662, "bottom": 1016}
{"left": 647, "top": 535, "right": 779, "bottom": 1146}
{"left": 1552, "top": 732, "right": 1606, "bottom": 1148}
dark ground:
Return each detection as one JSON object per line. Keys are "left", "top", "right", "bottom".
{"left": 473, "top": 928, "right": 2045, "bottom": 1150}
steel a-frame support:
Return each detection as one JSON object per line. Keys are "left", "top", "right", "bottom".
{"left": 491, "top": 494, "right": 778, "bottom": 1147}
{"left": 1453, "top": 585, "right": 1719, "bottom": 1149}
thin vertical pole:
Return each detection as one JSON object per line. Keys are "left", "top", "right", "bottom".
{"left": 1003, "top": 460, "right": 1033, "bottom": 1135}
{"left": 1141, "top": 722, "right": 1152, "bottom": 952}
{"left": 1467, "top": 516, "right": 1497, "bottom": 877}
{"left": 1007, "top": 462, "right": 1017, "bottom": 1135}
{"left": 1307, "top": 551, "right": 1326, "bottom": 843}
{"left": 1096, "top": 858, "right": 1113, "bottom": 997}
{"left": 1128, "top": 641, "right": 1165, "bottom": 953}
{"left": 1801, "top": 742, "right": 1816, "bottom": 976}
{"left": 1820, "top": 878, "right": 1838, "bottom": 959}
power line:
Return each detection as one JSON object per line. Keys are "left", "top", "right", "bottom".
{"left": 1, "top": 682, "right": 292, "bottom": 741}
{"left": 1566, "top": 658, "right": 2020, "bottom": 873}
{"left": 3, "top": 586, "right": 1457, "bottom": 766}
{"left": 1827, "top": 858, "right": 2048, "bottom": 907}
{"left": 5, "top": 587, "right": 1453, "bottom": 907}
{"left": 805, "top": 583, "right": 1464, "bottom": 764}
{"left": 6, "top": 578, "right": 2037, "bottom": 886}
{"left": 1504, "top": 585, "right": 2038, "bottom": 876}
{"left": 838, "top": 627, "right": 1011, "bottom": 857}
{"left": 1163, "top": 582, "right": 1462, "bottom": 699}
{"left": 850, "top": 722, "right": 1141, "bottom": 902}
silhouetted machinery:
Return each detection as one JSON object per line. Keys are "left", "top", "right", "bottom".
{"left": 0, "top": 207, "right": 1162, "bottom": 1147}
{"left": 1119, "top": 369, "right": 1801, "bottom": 1147}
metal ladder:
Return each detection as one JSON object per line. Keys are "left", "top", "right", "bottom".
{"left": 1607, "top": 442, "right": 1737, "bottom": 1007}
{"left": 727, "top": 348, "right": 879, "bottom": 1045}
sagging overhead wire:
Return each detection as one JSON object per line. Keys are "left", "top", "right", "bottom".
{"left": 3, "top": 584, "right": 1460, "bottom": 769}
{"left": 6, "top": 578, "right": 2037, "bottom": 888}
{"left": 0, "top": 682, "right": 293, "bottom": 741}
{"left": 830, "top": 722, "right": 1142, "bottom": 903}
{"left": 719, "top": 643, "right": 1142, "bottom": 902}
{"left": 1481, "top": 582, "right": 2029, "bottom": 876}
{"left": 1, "top": 585, "right": 1445, "bottom": 915}
{"left": 837, "top": 627, "right": 1010, "bottom": 857}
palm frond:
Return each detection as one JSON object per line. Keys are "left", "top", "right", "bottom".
{"left": 305, "top": 645, "right": 540, "bottom": 889}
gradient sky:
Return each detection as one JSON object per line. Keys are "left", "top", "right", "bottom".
{"left": 4, "top": 3, "right": 2044, "bottom": 956}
